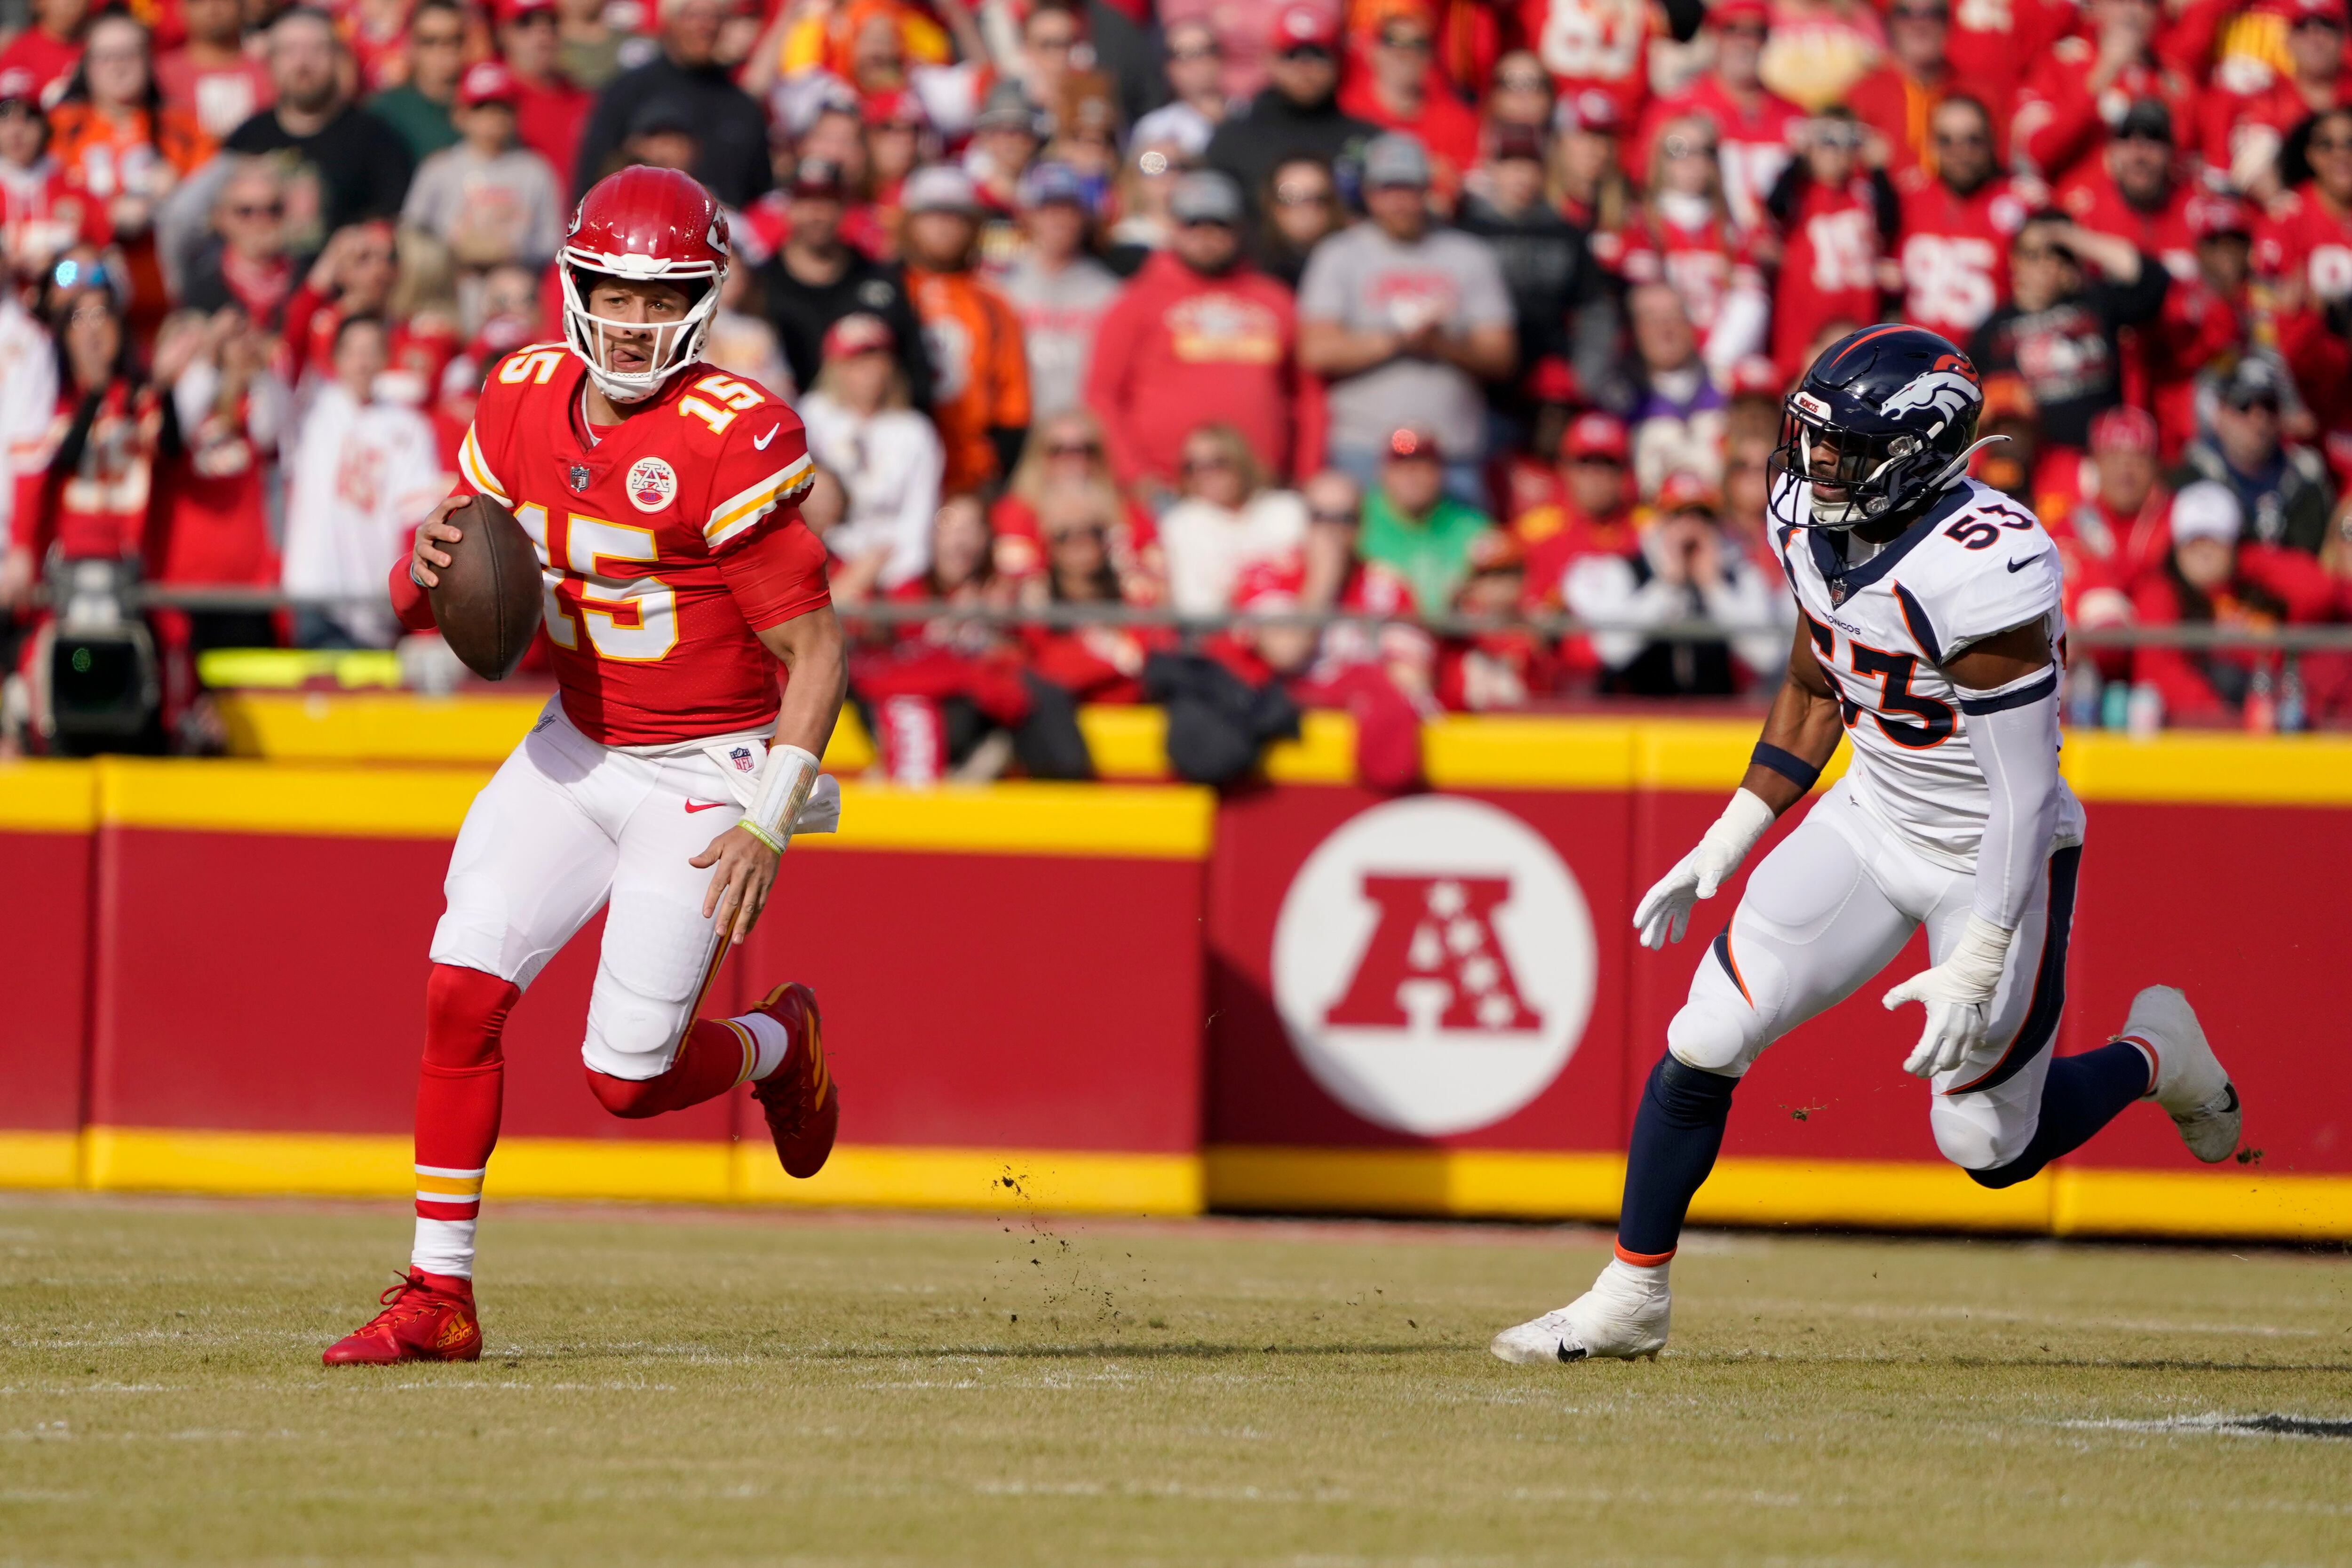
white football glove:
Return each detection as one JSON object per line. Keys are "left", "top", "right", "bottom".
{"left": 1882, "top": 915, "right": 2014, "bottom": 1078}
{"left": 1632, "top": 788, "right": 1777, "bottom": 950}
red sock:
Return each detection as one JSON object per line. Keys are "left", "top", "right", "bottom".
{"left": 411, "top": 964, "right": 517, "bottom": 1277}
{"left": 586, "top": 1019, "right": 753, "bottom": 1119}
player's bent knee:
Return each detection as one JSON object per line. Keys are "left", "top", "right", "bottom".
{"left": 585, "top": 1067, "right": 668, "bottom": 1119}
{"left": 422, "top": 963, "right": 519, "bottom": 1070}
{"left": 1665, "top": 998, "right": 1752, "bottom": 1076}
{"left": 1932, "top": 1099, "right": 2039, "bottom": 1181}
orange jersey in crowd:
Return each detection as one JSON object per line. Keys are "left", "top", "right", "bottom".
{"left": 906, "top": 263, "right": 1030, "bottom": 495}
{"left": 407, "top": 344, "right": 831, "bottom": 747}
{"left": 44, "top": 101, "right": 215, "bottom": 196}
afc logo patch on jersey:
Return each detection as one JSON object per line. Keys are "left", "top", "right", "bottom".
{"left": 628, "top": 456, "right": 677, "bottom": 513}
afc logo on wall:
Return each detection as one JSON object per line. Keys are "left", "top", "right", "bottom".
{"left": 1271, "top": 797, "right": 1597, "bottom": 1137}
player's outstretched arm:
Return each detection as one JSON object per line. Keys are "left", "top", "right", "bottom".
{"left": 692, "top": 606, "right": 849, "bottom": 947}
{"left": 1882, "top": 621, "right": 2061, "bottom": 1077}
{"left": 1633, "top": 624, "right": 1845, "bottom": 950}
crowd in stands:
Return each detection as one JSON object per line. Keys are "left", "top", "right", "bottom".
{"left": 2, "top": 0, "right": 2352, "bottom": 772}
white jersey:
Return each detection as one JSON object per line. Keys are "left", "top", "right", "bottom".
{"left": 1772, "top": 475, "right": 2085, "bottom": 868}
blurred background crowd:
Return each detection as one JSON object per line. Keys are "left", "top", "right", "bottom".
{"left": 2, "top": 0, "right": 2351, "bottom": 776}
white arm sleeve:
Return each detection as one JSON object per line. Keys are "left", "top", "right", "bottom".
{"left": 1955, "top": 663, "right": 2062, "bottom": 932}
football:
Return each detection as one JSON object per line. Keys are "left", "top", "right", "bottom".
{"left": 426, "top": 493, "right": 545, "bottom": 681}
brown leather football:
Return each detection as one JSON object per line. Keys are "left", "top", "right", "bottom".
{"left": 426, "top": 494, "right": 545, "bottom": 681}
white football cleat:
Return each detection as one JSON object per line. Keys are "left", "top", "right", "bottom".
{"left": 2122, "top": 986, "right": 2240, "bottom": 1164}
{"left": 1490, "top": 1260, "right": 1670, "bottom": 1364}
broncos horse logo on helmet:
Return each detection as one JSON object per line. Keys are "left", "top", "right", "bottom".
{"left": 1772, "top": 326, "right": 2004, "bottom": 530}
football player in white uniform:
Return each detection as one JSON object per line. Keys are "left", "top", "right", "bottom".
{"left": 1493, "top": 326, "right": 2243, "bottom": 1364}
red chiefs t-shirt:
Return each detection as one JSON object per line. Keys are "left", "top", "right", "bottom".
{"left": 1615, "top": 204, "right": 1764, "bottom": 338}
{"left": 1773, "top": 176, "right": 1888, "bottom": 374}
{"left": 1638, "top": 75, "right": 1802, "bottom": 234}
{"left": 2255, "top": 182, "right": 2352, "bottom": 308}
{"left": 2057, "top": 168, "right": 2196, "bottom": 284}
{"left": 1517, "top": 0, "right": 1653, "bottom": 128}
{"left": 1896, "top": 169, "right": 2034, "bottom": 344}
{"left": 439, "top": 345, "right": 831, "bottom": 746}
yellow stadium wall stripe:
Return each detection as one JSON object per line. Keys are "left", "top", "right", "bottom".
{"left": 2051, "top": 1166, "right": 2352, "bottom": 1242}
{"left": 0, "top": 761, "right": 98, "bottom": 832}
{"left": 85, "top": 758, "right": 1214, "bottom": 858}
{"left": 0, "top": 1131, "right": 81, "bottom": 1188}
{"left": 1423, "top": 716, "right": 1638, "bottom": 790}
{"left": 74, "top": 1128, "right": 1200, "bottom": 1215}
{"left": 2058, "top": 732, "right": 2352, "bottom": 805}
{"left": 1206, "top": 1146, "right": 1625, "bottom": 1220}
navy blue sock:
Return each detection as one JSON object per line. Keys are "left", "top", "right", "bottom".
{"left": 1616, "top": 1054, "right": 1739, "bottom": 1261}
{"left": 1966, "top": 1039, "right": 2152, "bottom": 1190}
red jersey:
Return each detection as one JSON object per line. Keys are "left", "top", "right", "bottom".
{"left": 2255, "top": 182, "right": 2352, "bottom": 307}
{"left": 1615, "top": 203, "right": 1764, "bottom": 339}
{"left": 0, "top": 158, "right": 96, "bottom": 277}
{"left": 1772, "top": 176, "right": 1888, "bottom": 375}
{"left": 2201, "top": 73, "right": 2352, "bottom": 193}
{"left": 2011, "top": 38, "right": 2200, "bottom": 186}
{"left": 1941, "top": 0, "right": 2068, "bottom": 132}
{"left": 1337, "top": 75, "right": 1481, "bottom": 200}
{"left": 1638, "top": 76, "right": 1802, "bottom": 234}
{"left": 1517, "top": 0, "right": 1653, "bottom": 130}
{"left": 1896, "top": 168, "right": 2034, "bottom": 344}
{"left": 2056, "top": 169, "right": 2196, "bottom": 284}
{"left": 10, "top": 381, "right": 162, "bottom": 562}
{"left": 0, "top": 29, "right": 82, "bottom": 106}
{"left": 425, "top": 345, "right": 831, "bottom": 746}
{"left": 153, "top": 49, "right": 275, "bottom": 142}
{"left": 512, "top": 76, "right": 591, "bottom": 193}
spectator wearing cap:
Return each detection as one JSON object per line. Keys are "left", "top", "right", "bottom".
{"left": 156, "top": 0, "right": 274, "bottom": 143}
{"left": 1203, "top": 4, "right": 1376, "bottom": 216}
{"left": 860, "top": 90, "right": 931, "bottom": 242}
{"left": 967, "top": 79, "right": 1046, "bottom": 228}
{"left": 900, "top": 165, "right": 1032, "bottom": 494}
{"left": 1086, "top": 168, "right": 1318, "bottom": 495}
{"left": 2130, "top": 479, "right": 2342, "bottom": 726}
{"left": 1435, "top": 527, "right": 1555, "bottom": 712}
{"left": 224, "top": 8, "right": 414, "bottom": 252}
{"left": 366, "top": 0, "right": 468, "bottom": 163}
{"left": 2176, "top": 359, "right": 2336, "bottom": 557}
{"left": 997, "top": 162, "right": 1121, "bottom": 420}
{"left": 1564, "top": 471, "right": 1786, "bottom": 699}
{"left": 1847, "top": 0, "right": 1959, "bottom": 178}
{"left": 495, "top": 0, "right": 592, "bottom": 190}
{"left": 1969, "top": 214, "right": 2167, "bottom": 453}
{"left": 2011, "top": 0, "right": 2196, "bottom": 187}
{"left": 0, "top": 0, "right": 91, "bottom": 110}
{"left": 2057, "top": 99, "right": 2195, "bottom": 284}
{"left": 1298, "top": 131, "right": 1514, "bottom": 506}
{"left": 1156, "top": 421, "right": 1308, "bottom": 614}
{"left": 800, "top": 311, "right": 945, "bottom": 602}
{"left": 1552, "top": 88, "right": 1631, "bottom": 240}
{"left": 401, "top": 61, "right": 565, "bottom": 279}
{"left": 2202, "top": 0, "right": 2352, "bottom": 202}
{"left": 1763, "top": 109, "right": 1899, "bottom": 384}
{"left": 1251, "top": 154, "right": 1342, "bottom": 290}
{"left": 759, "top": 155, "right": 934, "bottom": 413}
{"left": 1513, "top": 411, "right": 1637, "bottom": 606}
{"left": 1356, "top": 425, "right": 1494, "bottom": 616}
{"left": 1160, "top": 0, "right": 1338, "bottom": 105}
{"left": 2044, "top": 405, "right": 2170, "bottom": 639}
{"left": 572, "top": 0, "right": 770, "bottom": 205}
{"left": 1128, "top": 19, "right": 1227, "bottom": 159}
{"left": 1457, "top": 124, "right": 1610, "bottom": 433}
{"left": 1336, "top": 2, "right": 1479, "bottom": 201}
{"left": 1637, "top": 0, "right": 1802, "bottom": 234}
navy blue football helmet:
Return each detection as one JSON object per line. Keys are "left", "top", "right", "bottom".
{"left": 1772, "top": 325, "right": 1998, "bottom": 530}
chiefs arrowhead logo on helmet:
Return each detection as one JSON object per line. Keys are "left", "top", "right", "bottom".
{"left": 558, "top": 167, "right": 730, "bottom": 405}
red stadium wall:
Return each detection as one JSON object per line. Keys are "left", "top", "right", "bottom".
{"left": 4, "top": 719, "right": 2350, "bottom": 1239}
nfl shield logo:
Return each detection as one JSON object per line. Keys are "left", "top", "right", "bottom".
{"left": 1828, "top": 579, "right": 1849, "bottom": 607}
{"left": 568, "top": 463, "right": 590, "bottom": 492}
{"left": 729, "top": 747, "right": 755, "bottom": 773}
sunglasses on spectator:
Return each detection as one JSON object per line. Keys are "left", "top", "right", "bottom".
{"left": 230, "top": 201, "right": 285, "bottom": 219}
{"left": 1169, "top": 43, "right": 1221, "bottom": 61}
{"left": 1569, "top": 454, "right": 1625, "bottom": 468}
{"left": 1662, "top": 135, "right": 1715, "bottom": 160}
{"left": 1889, "top": 5, "right": 1948, "bottom": 20}
{"left": 1278, "top": 43, "right": 1335, "bottom": 63}
{"left": 1182, "top": 453, "right": 1236, "bottom": 472}
{"left": 2011, "top": 243, "right": 2071, "bottom": 263}
{"left": 1378, "top": 30, "right": 1431, "bottom": 51}
{"left": 510, "top": 8, "right": 556, "bottom": 24}
{"left": 414, "top": 27, "right": 465, "bottom": 47}
{"left": 1495, "top": 70, "right": 1548, "bottom": 91}
{"left": 1309, "top": 509, "right": 1358, "bottom": 526}
{"left": 1275, "top": 183, "right": 1332, "bottom": 206}
{"left": 1811, "top": 122, "right": 1864, "bottom": 150}
{"left": 1933, "top": 128, "right": 1989, "bottom": 146}
{"left": 2292, "top": 14, "right": 2344, "bottom": 30}
{"left": 1046, "top": 441, "right": 1101, "bottom": 458}
{"left": 1717, "top": 21, "right": 1767, "bottom": 39}
{"left": 2114, "top": 126, "right": 2170, "bottom": 144}
{"left": 2311, "top": 135, "right": 2352, "bottom": 153}
{"left": 2225, "top": 392, "right": 2280, "bottom": 414}
{"left": 1049, "top": 525, "right": 1107, "bottom": 543}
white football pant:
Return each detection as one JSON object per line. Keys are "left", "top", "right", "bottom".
{"left": 430, "top": 702, "right": 766, "bottom": 1081}
{"left": 1668, "top": 777, "right": 2082, "bottom": 1172}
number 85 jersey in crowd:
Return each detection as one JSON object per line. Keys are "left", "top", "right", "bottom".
{"left": 438, "top": 343, "right": 828, "bottom": 748}
{"left": 1771, "top": 472, "right": 2087, "bottom": 868}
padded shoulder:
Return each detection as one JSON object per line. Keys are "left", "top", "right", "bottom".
{"left": 1899, "top": 484, "right": 2062, "bottom": 661}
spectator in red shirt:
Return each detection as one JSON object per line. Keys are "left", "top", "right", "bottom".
{"left": 2202, "top": 0, "right": 2352, "bottom": 204}
{"left": 1086, "top": 169, "right": 1316, "bottom": 499}
{"left": 2045, "top": 405, "right": 2170, "bottom": 650}
{"left": 1338, "top": 1, "right": 1479, "bottom": 202}
{"left": 2130, "top": 479, "right": 2340, "bottom": 725}
{"left": 1019, "top": 483, "right": 1168, "bottom": 707}
{"left": 0, "top": 0, "right": 90, "bottom": 109}
{"left": 1511, "top": 409, "right": 1636, "bottom": 608}
{"left": 1764, "top": 110, "right": 1899, "bottom": 382}
{"left": 1848, "top": 0, "right": 1962, "bottom": 179}
{"left": 497, "top": 0, "right": 590, "bottom": 188}
{"left": 1895, "top": 94, "right": 2033, "bottom": 347}
{"left": 1638, "top": 0, "right": 1800, "bottom": 233}
{"left": 181, "top": 156, "right": 295, "bottom": 329}
{"left": 0, "top": 69, "right": 96, "bottom": 281}
{"left": 2058, "top": 99, "right": 2195, "bottom": 284}
{"left": 2011, "top": 0, "right": 2198, "bottom": 188}
{"left": 155, "top": 0, "right": 272, "bottom": 143}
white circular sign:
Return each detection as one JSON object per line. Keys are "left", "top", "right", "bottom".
{"left": 1271, "top": 796, "right": 1596, "bottom": 1137}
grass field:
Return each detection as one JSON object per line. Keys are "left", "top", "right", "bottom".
{"left": 3, "top": 1193, "right": 2350, "bottom": 1567}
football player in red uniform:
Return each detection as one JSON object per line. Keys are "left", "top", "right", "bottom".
{"left": 322, "top": 168, "right": 846, "bottom": 1367}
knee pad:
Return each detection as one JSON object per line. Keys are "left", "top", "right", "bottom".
{"left": 581, "top": 987, "right": 692, "bottom": 1082}
{"left": 1931, "top": 1095, "right": 2038, "bottom": 1179}
{"left": 1665, "top": 995, "right": 1752, "bottom": 1076}
{"left": 422, "top": 964, "right": 518, "bottom": 1071}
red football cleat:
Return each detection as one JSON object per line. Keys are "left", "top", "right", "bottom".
{"left": 322, "top": 1269, "right": 483, "bottom": 1366}
{"left": 748, "top": 981, "right": 838, "bottom": 1178}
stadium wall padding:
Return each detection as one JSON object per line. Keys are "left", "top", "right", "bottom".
{"left": 3, "top": 716, "right": 2350, "bottom": 1240}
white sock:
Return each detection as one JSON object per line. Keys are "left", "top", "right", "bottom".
{"left": 1603, "top": 1257, "right": 1670, "bottom": 1294}
{"left": 413, "top": 1217, "right": 476, "bottom": 1279}
{"left": 733, "top": 1010, "right": 791, "bottom": 1082}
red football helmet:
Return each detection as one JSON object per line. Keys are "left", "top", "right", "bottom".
{"left": 559, "top": 166, "right": 730, "bottom": 402}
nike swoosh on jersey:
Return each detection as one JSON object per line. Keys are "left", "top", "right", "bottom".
{"left": 753, "top": 425, "right": 780, "bottom": 450}
{"left": 2006, "top": 555, "right": 2041, "bottom": 572}
{"left": 683, "top": 800, "right": 731, "bottom": 812}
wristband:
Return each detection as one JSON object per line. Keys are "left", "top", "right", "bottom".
{"left": 738, "top": 820, "right": 786, "bottom": 854}
{"left": 740, "top": 743, "right": 821, "bottom": 851}
{"left": 1750, "top": 742, "right": 1820, "bottom": 793}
